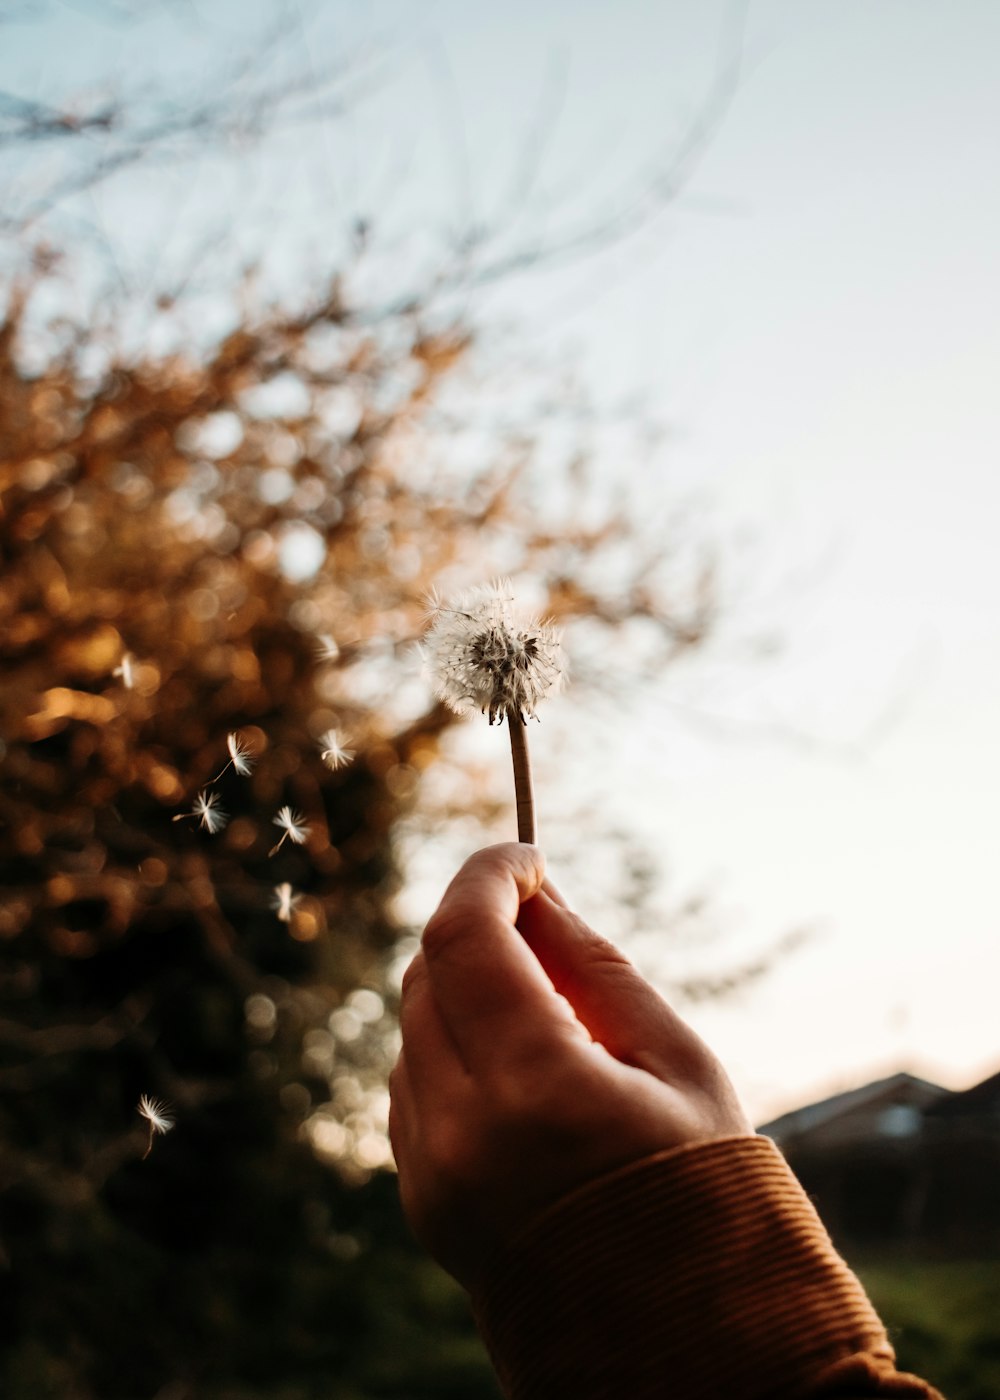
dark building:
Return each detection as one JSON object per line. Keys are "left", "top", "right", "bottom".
{"left": 758, "top": 1068, "right": 1000, "bottom": 1255}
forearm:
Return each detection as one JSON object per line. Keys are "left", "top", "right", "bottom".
{"left": 472, "top": 1136, "right": 942, "bottom": 1400}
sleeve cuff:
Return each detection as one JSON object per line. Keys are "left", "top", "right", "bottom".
{"left": 472, "top": 1134, "right": 941, "bottom": 1400}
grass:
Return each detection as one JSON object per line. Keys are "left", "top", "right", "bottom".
{"left": 855, "top": 1257, "right": 1000, "bottom": 1400}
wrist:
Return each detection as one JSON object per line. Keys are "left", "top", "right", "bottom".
{"left": 471, "top": 1136, "right": 927, "bottom": 1400}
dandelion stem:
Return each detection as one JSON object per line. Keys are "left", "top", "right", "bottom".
{"left": 507, "top": 712, "right": 536, "bottom": 844}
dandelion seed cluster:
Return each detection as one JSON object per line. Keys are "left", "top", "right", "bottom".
{"left": 151, "top": 644, "right": 356, "bottom": 932}
{"left": 424, "top": 580, "right": 565, "bottom": 724}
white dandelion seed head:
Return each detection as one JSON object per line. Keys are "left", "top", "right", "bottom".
{"left": 318, "top": 728, "right": 354, "bottom": 771}
{"left": 422, "top": 584, "right": 446, "bottom": 620}
{"left": 271, "top": 882, "right": 301, "bottom": 922}
{"left": 423, "top": 578, "right": 566, "bottom": 724}
{"left": 226, "top": 731, "right": 254, "bottom": 776}
{"left": 137, "top": 1095, "right": 175, "bottom": 1135}
{"left": 193, "top": 789, "right": 227, "bottom": 834}
{"left": 273, "top": 806, "right": 310, "bottom": 844}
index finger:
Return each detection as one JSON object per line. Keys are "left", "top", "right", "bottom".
{"left": 421, "top": 843, "right": 562, "bottom": 1063}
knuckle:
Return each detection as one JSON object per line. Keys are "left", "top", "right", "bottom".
{"left": 424, "top": 1114, "right": 479, "bottom": 1186}
{"left": 488, "top": 1049, "right": 576, "bottom": 1128}
{"left": 580, "top": 929, "right": 635, "bottom": 969}
{"left": 421, "top": 904, "right": 474, "bottom": 962}
{"left": 564, "top": 937, "right": 640, "bottom": 1001}
{"left": 559, "top": 912, "right": 637, "bottom": 969}
{"left": 586, "top": 950, "right": 638, "bottom": 990}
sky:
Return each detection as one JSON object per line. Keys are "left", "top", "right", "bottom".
{"left": 4, "top": 0, "right": 999, "bottom": 1122}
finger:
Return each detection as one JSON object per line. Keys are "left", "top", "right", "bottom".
{"left": 515, "top": 890, "right": 709, "bottom": 1082}
{"left": 421, "top": 843, "right": 563, "bottom": 1064}
{"left": 388, "top": 1050, "right": 415, "bottom": 1161}
{"left": 399, "top": 949, "right": 471, "bottom": 1087}
{"left": 539, "top": 876, "right": 569, "bottom": 908}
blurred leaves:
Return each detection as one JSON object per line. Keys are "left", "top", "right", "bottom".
{"left": 0, "top": 228, "right": 727, "bottom": 1393}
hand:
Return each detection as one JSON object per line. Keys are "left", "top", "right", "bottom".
{"left": 388, "top": 843, "right": 753, "bottom": 1291}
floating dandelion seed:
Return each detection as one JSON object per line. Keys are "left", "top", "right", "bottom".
{"left": 227, "top": 732, "right": 254, "bottom": 776}
{"left": 423, "top": 579, "right": 565, "bottom": 843}
{"left": 138, "top": 1094, "right": 174, "bottom": 1160}
{"left": 318, "top": 728, "right": 354, "bottom": 771}
{"left": 194, "top": 790, "right": 227, "bottom": 833}
{"left": 269, "top": 805, "right": 310, "bottom": 856}
{"left": 212, "top": 731, "right": 255, "bottom": 782}
{"left": 173, "top": 789, "right": 227, "bottom": 834}
{"left": 113, "top": 653, "right": 135, "bottom": 690}
{"left": 316, "top": 634, "right": 340, "bottom": 662}
{"left": 271, "top": 882, "right": 301, "bottom": 923}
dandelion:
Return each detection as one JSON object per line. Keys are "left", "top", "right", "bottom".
{"left": 173, "top": 788, "right": 228, "bottom": 835}
{"left": 423, "top": 579, "right": 565, "bottom": 843}
{"left": 318, "top": 728, "right": 354, "bottom": 771}
{"left": 269, "top": 805, "right": 310, "bottom": 857}
{"left": 316, "top": 634, "right": 340, "bottom": 662}
{"left": 212, "top": 731, "right": 255, "bottom": 781}
{"left": 271, "top": 882, "right": 301, "bottom": 923}
{"left": 113, "top": 653, "right": 135, "bottom": 690}
{"left": 138, "top": 1094, "right": 174, "bottom": 1160}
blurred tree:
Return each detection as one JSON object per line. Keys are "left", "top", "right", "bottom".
{"left": 0, "top": 6, "right": 766, "bottom": 1396}
{"left": 0, "top": 253, "right": 730, "bottom": 1400}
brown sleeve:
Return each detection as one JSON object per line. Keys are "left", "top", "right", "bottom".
{"left": 471, "top": 1134, "right": 943, "bottom": 1400}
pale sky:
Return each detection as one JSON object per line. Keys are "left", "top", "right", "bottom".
{"left": 5, "top": 0, "right": 998, "bottom": 1122}
{"left": 485, "top": 0, "right": 1000, "bottom": 1119}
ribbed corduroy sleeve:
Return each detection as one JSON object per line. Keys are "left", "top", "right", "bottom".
{"left": 472, "top": 1135, "right": 942, "bottom": 1400}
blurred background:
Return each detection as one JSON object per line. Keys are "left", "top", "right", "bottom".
{"left": 1, "top": 1, "right": 998, "bottom": 1396}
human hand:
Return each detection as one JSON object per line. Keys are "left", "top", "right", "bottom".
{"left": 388, "top": 843, "right": 753, "bottom": 1290}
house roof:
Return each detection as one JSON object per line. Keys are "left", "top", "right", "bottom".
{"left": 924, "top": 1067, "right": 1000, "bottom": 1117}
{"left": 756, "top": 1071, "right": 948, "bottom": 1143}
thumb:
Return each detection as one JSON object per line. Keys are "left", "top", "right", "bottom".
{"left": 517, "top": 891, "right": 711, "bottom": 1084}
